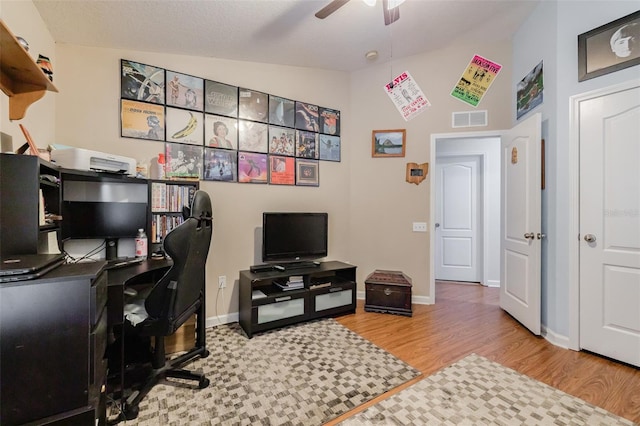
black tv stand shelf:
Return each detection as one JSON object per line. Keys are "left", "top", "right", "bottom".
{"left": 239, "top": 261, "right": 357, "bottom": 338}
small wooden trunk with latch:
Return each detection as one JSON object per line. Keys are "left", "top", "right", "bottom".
{"left": 364, "top": 270, "right": 412, "bottom": 316}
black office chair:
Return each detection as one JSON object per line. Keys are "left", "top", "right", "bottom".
{"left": 119, "top": 190, "right": 213, "bottom": 420}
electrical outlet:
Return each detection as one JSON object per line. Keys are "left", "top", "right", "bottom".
{"left": 218, "top": 275, "right": 226, "bottom": 288}
{"left": 412, "top": 222, "right": 428, "bottom": 232}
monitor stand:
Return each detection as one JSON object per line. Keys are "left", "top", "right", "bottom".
{"left": 105, "top": 238, "right": 118, "bottom": 261}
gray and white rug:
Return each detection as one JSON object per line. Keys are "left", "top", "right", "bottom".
{"left": 118, "top": 319, "right": 421, "bottom": 425}
{"left": 340, "top": 353, "right": 634, "bottom": 425}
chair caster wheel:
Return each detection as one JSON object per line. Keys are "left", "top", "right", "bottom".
{"left": 123, "top": 404, "right": 139, "bottom": 420}
{"left": 199, "top": 377, "right": 210, "bottom": 388}
{"left": 202, "top": 349, "right": 210, "bottom": 358}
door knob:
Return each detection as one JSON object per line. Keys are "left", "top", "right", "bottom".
{"left": 435, "top": 223, "right": 440, "bottom": 228}
{"left": 537, "top": 233, "right": 546, "bottom": 239}
{"left": 584, "top": 234, "right": 596, "bottom": 243}
{"left": 524, "top": 232, "right": 535, "bottom": 240}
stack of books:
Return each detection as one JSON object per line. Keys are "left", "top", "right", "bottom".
{"left": 274, "top": 275, "right": 304, "bottom": 291}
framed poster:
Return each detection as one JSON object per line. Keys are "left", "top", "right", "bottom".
{"left": 296, "top": 130, "right": 318, "bottom": 159}
{"left": 372, "top": 129, "right": 406, "bottom": 157}
{"left": 295, "top": 159, "right": 319, "bottom": 187}
{"left": 205, "top": 114, "right": 237, "bottom": 149}
{"left": 516, "top": 61, "right": 544, "bottom": 120}
{"left": 238, "top": 120, "right": 268, "bottom": 153}
{"left": 268, "top": 126, "right": 295, "bottom": 156}
{"left": 319, "top": 134, "right": 341, "bottom": 162}
{"left": 238, "top": 152, "right": 268, "bottom": 183}
{"left": 165, "top": 142, "right": 202, "bottom": 179}
{"left": 204, "top": 80, "right": 238, "bottom": 117}
{"left": 268, "top": 155, "right": 295, "bottom": 185}
{"left": 269, "top": 95, "right": 295, "bottom": 127}
{"left": 295, "top": 101, "right": 320, "bottom": 131}
{"left": 166, "top": 107, "right": 203, "bottom": 145}
{"left": 166, "top": 70, "right": 204, "bottom": 111}
{"left": 203, "top": 147, "right": 237, "bottom": 182}
{"left": 120, "top": 99, "right": 165, "bottom": 141}
{"left": 578, "top": 10, "right": 640, "bottom": 81}
{"left": 121, "top": 59, "right": 165, "bottom": 104}
{"left": 238, "top": 88, "right": 268, "bottom": 123}
{"left": 318, "top": 107, "right": 340, "bottom": 135}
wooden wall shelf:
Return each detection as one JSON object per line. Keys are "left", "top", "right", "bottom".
{"left": 0, "top": 20, "right": 58, "bottom": 120}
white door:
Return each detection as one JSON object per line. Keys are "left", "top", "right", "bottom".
{"left": 500, "top": 113, "right": 542, "bottom": 335}
{"left": 435, "top": 155, "right": 481, "bottom": 282}
{"left": 579, "top": 82, "right": 640, "bottom": 367}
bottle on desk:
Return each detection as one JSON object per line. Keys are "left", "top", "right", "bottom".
{"left": 135, "top": 228, "right": 148, "bottom": 259}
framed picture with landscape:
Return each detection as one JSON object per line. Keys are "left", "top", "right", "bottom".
{"left": 372, "top": 129, "right": 406, "bottom": 158}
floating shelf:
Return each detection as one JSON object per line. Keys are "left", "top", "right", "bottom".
{"left": 0, "top": 20, "right": 58, "bottom": 120}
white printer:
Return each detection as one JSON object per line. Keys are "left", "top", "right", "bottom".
{"left": 51, "top": 147, "right": 137, "bottom": 175}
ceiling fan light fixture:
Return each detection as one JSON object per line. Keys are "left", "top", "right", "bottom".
{"left": 362, "top": 0, "right": 376, "bottom": 6}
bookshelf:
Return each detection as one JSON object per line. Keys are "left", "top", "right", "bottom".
{"left": 149, "top": 179, "right": 199, "bottom": 256}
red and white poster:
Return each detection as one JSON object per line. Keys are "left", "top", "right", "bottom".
{"left": 384, "top": 71, "right": 431, "bottom": 121}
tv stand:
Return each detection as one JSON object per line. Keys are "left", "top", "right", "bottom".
{"left": 239, "top": 261, "right": 356, "bottom": 338}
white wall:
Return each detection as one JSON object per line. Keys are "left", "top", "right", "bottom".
{"left": 512, "top": 0, "right": 640, "bottom": 339}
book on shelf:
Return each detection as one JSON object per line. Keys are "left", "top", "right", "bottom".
{"left": 309, "top": 282, "right": 332, "bottom": 290}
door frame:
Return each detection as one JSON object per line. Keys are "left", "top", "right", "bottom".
{"left": 568, "top": 78, "right": 640, "bottom": 351}
{"left": 430, "top": 130, "right": 502, "bottom": 301}
{"left": 434, "top": 152, "right": 484, "bottom": 284}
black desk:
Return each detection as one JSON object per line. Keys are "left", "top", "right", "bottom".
{"left": 0, "top": 262, "right": 107, "bottom": 425}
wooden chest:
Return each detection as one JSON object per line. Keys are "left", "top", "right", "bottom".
{"left": 364, "top": 270, "right": 412, "bottom": 316}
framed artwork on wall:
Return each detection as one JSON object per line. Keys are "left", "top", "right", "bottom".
{"left": 204, "top": 80, "right": 238, "bottom": 117}
{"left": 578, "top": 10, "right": 640, "bottom": 82}
{"left": 238, "top": 88, "right": 269, "bottom": 123}
{"left": 238, "top": 152, "right": 268, "bottom": 183}
{"left": 203, "top": 147, "right": 237, "bottom": 182}
{"left": 268, "top": 126, "right": 295, "bottom": 156}
{"left": 295, "top": 101, "right": 320, "bottom": 132}
{"left": 205, "top": 114, "right": 237, "bottom": 149}
{"left": 318, "top": 107, "right": 340, "bottom": 136}
{"left": 166, "top": 70, "right": 204, "bottom": 111}
{"left": 295, "top": 159, "right": 319, "bottom": 186}
{"left": 238, "top": 120, "right": 268, "bottom": 153}
{"left": 121, "top": 59, "right": 165, "bottom": 104}
{"left": 165, "top": 107, "right": 203, "bottom": 145}
{"left": 296, "top": 130, "right": 318, "bottom": 159}
{"left": 319, "top": 134, "right": 341, "bottom": 162}
{"left": 120, "top": 99, "right": 165, "bottom": 141}
{"left": 165, "top": 142, "right": 203, "bottom": 179}
{"left": 372, "top": 129, "right": 406, "bottom": 157}
{"left": 269, "top": 95, "right": 295, "bottom": 127}
{"left": 269, "top": 155, "right": 295, "bottom": 185}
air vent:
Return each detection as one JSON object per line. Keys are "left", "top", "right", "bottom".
{"left": 452, "top": 110, "right": 488, "bottom": 128}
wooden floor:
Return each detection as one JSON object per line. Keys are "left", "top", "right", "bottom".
{"left": 327, "top": 281, "right": 640, "bottom": 424}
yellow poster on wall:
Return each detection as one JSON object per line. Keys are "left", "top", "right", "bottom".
{"left": 451, "top": 55, "right": 502, "bottom": 107}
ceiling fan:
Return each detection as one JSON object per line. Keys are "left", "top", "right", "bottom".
{"left": 315, "top": 0, "right": 405, "bottom": 26}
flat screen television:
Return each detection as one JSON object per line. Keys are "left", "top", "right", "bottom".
{"left": 262, "top": 212, "right": 328, "bottom": 263}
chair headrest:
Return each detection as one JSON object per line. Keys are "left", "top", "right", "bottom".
{"left": 190, "top": 190, "right": 212, "bottom": 222}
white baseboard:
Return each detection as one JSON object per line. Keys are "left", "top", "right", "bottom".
{"left": 206, "top": 312, "right": 238, "bottom": 328}
{"left": 541, "top": 324, "right": 571, "bottom": 349}
{"left": 486, "top": 280, "right": 500, "bottom": 288}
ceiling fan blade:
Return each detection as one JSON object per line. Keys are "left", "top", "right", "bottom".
{"left": 382, "top": 0, "right": 400, "bottom": 25}
{"left": 315, "top": 0, "right": 351, "bottom": 19}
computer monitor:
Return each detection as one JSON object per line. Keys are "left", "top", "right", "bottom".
{"left": 61, "top": 180, "right": 148, "bottom": 260}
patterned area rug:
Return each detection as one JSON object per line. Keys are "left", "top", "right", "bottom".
{"left": 340, "top": 353, "right": 634, "bottom": 425}
{"left": 119, "top": 319, "right": 421, "bottom": 425}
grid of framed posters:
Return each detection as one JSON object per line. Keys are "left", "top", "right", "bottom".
{"left": 120, "top": 59, "right": 341, "bottom": 186}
